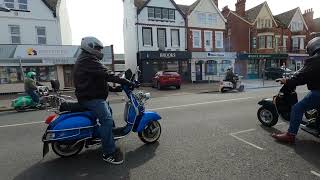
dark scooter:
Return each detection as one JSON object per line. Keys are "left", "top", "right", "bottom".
{"left": 257, "top": 82, "right": 320, "bottom": 137}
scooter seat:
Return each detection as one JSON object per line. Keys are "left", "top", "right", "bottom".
{"left": 59, "top": 101, "right": 89, "bottom": 112}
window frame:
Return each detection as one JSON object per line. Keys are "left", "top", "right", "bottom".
{"left": 204, "top": 31, "right": 213, "bottom": 50}
{"left": 157, "top": 28, "right": 167, "bottom": 48}
{"left": 192, "top": 30, "right": 201, "bottom": 48}
{"left": 4, "top": 0, "right": 14, "bottom": 9}
{"left": 155, "top": 8, "right": 162, "bottom": 19}
{"left": 169, "top": 9, "right": 175, "bottom": 20}
{"left": 36, "top": 26, "right": 47, "bottom": 45}
{"left": 259, "top": 36, "right": 266, "bottom": 49}
{"left": 9, "top": 25, "right": 21, "bottom": 44}
{"left": 215, "top": 31, "right": 224, "bottom": 49}
{"left": 18, "top": 0, "right": 28, "bottom": 10}
{"left": 148, "top": 7, "right": 155, "bottom": 18}
{"left": 162, "top": 8, "right": 169, "bottom": 19}
{"left": 142, "top": 27, "right": 153, "bottom": 47}
{"left": 171, "top": 29, "right": 180, "bottom": 47}
{"left": 266, "top": 35, "right": 273, "bottom": 49}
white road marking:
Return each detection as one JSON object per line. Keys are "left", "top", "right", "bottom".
{"left": 150, "top": 96, "right": 255, "bottom": 111}
{"left": 230, "top": 128, "right": 256, "bottom": 135}
{"left": 311, "top": 171, "right": 320, "bottom": 177}
{"left": 0, "top": 96, "right": 256, "bottom": 128}
{"left": 230, "top": 133, "right": 264, "bottom": 150}
{"left": 0, "top": 121, "right": 43, "bottom": 128}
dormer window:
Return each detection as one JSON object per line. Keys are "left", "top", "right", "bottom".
{"left": 291, "top": 21, "right": 303, "bottom": 32}
{"left": 148, "top": 7, "right": 175, "bottom": 20}
{"left": 257, "top": 18, "right": 272, "bottom": 29}
{"left": 4, "top": 0, "right": 14, "bottom": 9}
{"left": 4, "top": 0, "right": 28, "bottom": 10}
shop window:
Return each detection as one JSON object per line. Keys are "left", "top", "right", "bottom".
{"left": 247, "top": 60, "right": 259, "bottom": 75}
{"left": 23, "top": 66, "right": 57, "bottom": 82}
{"left": 142, "top": 27, "right": 153, "bottom": 46}
{"left": 220, "top": 60, "right": 232, "bottom": 74}
{"left": 0, "top": 67, "right": 23, "bottom": 84}
{"left": 205, "top": 60, "right": 217, "bottom": 75}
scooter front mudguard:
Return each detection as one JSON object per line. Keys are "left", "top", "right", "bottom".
{"left": 258, "top": 98, "right": 278, "bottom": 113}
{"left": 135, "top": 111, "right": 161, "bottom": 133}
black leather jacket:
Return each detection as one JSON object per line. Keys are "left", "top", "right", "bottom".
{"left": 287, "top": 54, "right": 320, "bottom": 91}
{"left": 73, "top": 51, "right": 131, "bottom": 102}
{"left": 225, "top": 71, "right": 237, "bottom": 81}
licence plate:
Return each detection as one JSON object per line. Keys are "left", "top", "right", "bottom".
{"left": 169, "top": 78, "right": 176, "bottom": 80}
{"left": 42, "top": 142, "right": 49, "bottom": 158}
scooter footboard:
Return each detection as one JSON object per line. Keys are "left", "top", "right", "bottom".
{"left": 134, "top": 111, "right": 161, "bottom": 132}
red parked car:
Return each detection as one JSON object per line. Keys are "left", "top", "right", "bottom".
{"left": 152, "top": 71, "right": 181, "bottom": 90}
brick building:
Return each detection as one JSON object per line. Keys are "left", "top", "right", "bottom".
{"left": 222, "top": 0, "right": 314, "bottom": 79}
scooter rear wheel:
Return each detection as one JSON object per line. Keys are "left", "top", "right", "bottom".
{"left": 257, "top": 107, "right": 278, "bottom": 127}
{"left": 138, "top": 121, "right": 161, "bottom": 144}
{"left": 52, "top": 141, "right": 85, "bottom": 158}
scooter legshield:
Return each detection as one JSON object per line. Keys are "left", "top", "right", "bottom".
{"left": 46, "top": 112, "right": 98, "bottom": 142}
{"left": 135, "top": 111, "right": 161, "bottom": 132}
{"left": 12, "top": 96, "right": 34, "bottom": 108}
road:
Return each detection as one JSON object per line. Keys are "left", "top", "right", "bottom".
{"left": 1, "top": 86, "right": 320, "bottom": 180}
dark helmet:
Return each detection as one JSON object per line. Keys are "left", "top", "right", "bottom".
{"left": 306, "top": 37, "right": 320, "bottom": 56}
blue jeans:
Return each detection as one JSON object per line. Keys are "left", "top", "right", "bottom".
{"left": 81, "top": 99, "right": 116, "bottom": 155}
{"left": 26, "top": 90, "right": 39, "bottom": 104}
{"left": 288, "top": 91, "right": 320, "bottom": 134}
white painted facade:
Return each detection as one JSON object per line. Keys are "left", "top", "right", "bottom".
{"left": 188, "top": 0, "right": 225, "bottom": 30}
{"left": 255, "top": 3, "right": 277, "bottom": 29}
{"left": 0, "top": 0, "right": 71, "bottom": 45}
{"left": 123, "top": 0, "right": 187, "bottom": 71}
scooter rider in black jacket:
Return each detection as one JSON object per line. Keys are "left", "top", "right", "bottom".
{"left": 73, "top": 37, "right": 134, "bottom": 165}
{"left": 272, "top": 37, "right": 320, "bottom": 143}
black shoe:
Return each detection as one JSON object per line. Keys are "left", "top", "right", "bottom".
{"left": 102, "top": 149, "right": 124, "bottom": 165}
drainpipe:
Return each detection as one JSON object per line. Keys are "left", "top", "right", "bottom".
{"left": 248, "top": 27, "right": 251, "bottom": 53}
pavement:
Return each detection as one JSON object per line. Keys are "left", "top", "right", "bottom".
{"left": 2, "top": 86, "right": 320, "bottom": 180}
{"left": 0, "top": 80, "right": 278, "bottom": 112}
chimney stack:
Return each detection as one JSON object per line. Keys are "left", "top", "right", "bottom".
{"left": 235, "top": 0, "right": 246, "bottom": 17}
{"left": 213, "top": 0, "right": 218, "bottom": 8}
{"left": 303, "top": 8, "right": 314, "bottom": 31}
{"left": 222, "top": 6, "right": 230, "bottom": 18}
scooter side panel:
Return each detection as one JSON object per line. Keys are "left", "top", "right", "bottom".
{"left": 12, "top": 96, "right": 33, "bottom": 107}
{"left": 48, "top": 112, "right": 97, "bottom": 141}
{"left": 135, "top": 111, "right": 161, "bottom": 132}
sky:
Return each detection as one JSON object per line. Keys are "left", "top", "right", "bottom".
{"left": 66, "top": 0, "right": 320, "bottom": 53}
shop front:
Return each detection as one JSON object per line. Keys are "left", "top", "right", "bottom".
{"left": 137, "top": 51, "right": 191, "bottom": 83}
{"left": 0, "top": 45, "right": 113, "bottom": 93}
{"left": 191, "top": 52, "right": 237, "bottom": 82}
{"left": 288, "top": 54, "right": 309, "bottom": 71}
{"left": 237, "top": 53, "right": 288, "bottom": 79}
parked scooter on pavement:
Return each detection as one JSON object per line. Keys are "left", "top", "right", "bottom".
{"left": 42, "top": 69, "right": 162, "bottom": 158}
{"left": 11, "top": 86, "right": 49, "bottom": 112}
{"left": 219, "top": 75, "right": 244, "bottom": 93}
{"left": 257, "top": 82, "right": 320, "bottom": 137}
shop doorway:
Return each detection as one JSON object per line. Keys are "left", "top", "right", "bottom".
{"left": 63, "top": 65, "right": 74, "bottom": 88}
{"left": 196, "top": 61, "right": 203, "bottom": 81}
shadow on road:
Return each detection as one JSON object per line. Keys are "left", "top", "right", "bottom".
{"left": 13, "top": 142, "right": 159, "bottom": 180}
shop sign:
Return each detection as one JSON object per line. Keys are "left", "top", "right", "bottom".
{"left": 139, "top": 51, "right": 191, "bottom": 60}
{"left": 207, "top": 52, "right": 225, "bottom": 57}
{"left": 237, "top": 53, "right": 288, "bottom": 60}
{"left": 14, "top": 45, "right": 79, "bottom": 58}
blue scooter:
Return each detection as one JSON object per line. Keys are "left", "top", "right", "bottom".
{"left": 42, "top": 69, "right": 162, "bottom": 158}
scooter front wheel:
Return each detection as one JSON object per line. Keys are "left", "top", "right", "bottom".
{"left": 138, "top": 121, "right": 161, "bottom": 144}
{"left": 257, "top": 107, "right": 278, "bottom": 127}
{"left": 52, "top": 141, "right": 85, "bottom": 158}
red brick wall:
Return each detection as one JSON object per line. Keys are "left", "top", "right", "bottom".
{"left": 226, "top": 13, "right": 251, "bottom": 52}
